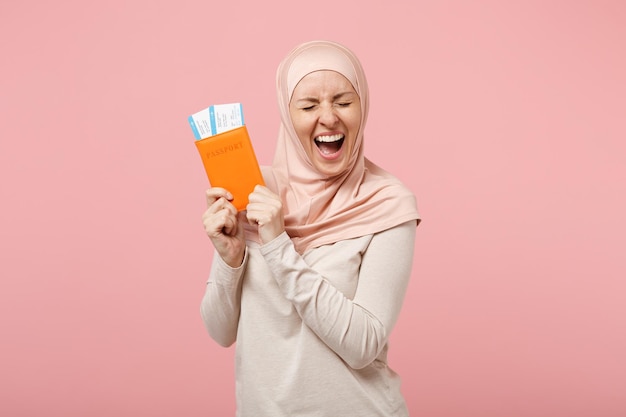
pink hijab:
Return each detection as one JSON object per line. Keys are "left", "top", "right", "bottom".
{"left": 258, "top": 40, "right": 420, "bottom": 254}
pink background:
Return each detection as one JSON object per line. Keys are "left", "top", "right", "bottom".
{"left": 1, "top": 1, "right": 625, "bottom": 416}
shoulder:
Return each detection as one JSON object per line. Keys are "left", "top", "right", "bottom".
{"left": 361, "top": 220, "right": 417, "bottom": 267}
{"left": 374, "top": 220, "right": 417, "bottom": 240}
{"left": 360, "top": 220, "right": 418, "bottom": 257}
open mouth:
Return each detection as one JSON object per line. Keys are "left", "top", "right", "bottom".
{"left": 314, "top": 134, "right": 345, "bottom": 155}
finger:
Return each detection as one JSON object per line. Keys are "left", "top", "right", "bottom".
{"left": 204, "top": 208, "right": 238, "bottom": 237}
{"left": 251, "top": 185, "right": 282, "bottom": 204}
{"left": 205, "top": 197, "right": 238, "bottom": 220}
{"left": 248, "top": 193, "right": 278, "bottom": 208}
{"left": 203, "top": 197, "right": 237, "bottom": 224}
{"left": 206, "top": 188, "right": 234, "bottom": 207}
{"left": 246, "top": 197, "right": 282, "bottom": 216}
{"left": 209, "top": 197, "right": 237, "bottom": 215}
{"left": 221, "top": 212, "right": 237, "bottom": 236}
{"left": 245, "top": 209, "right": 263, "bottom": 226}
{"left": 251, "top": 185, "right": 278, "bottom": 199}
{"left": 246, "top": 204, "right": 277, "bottom": 225}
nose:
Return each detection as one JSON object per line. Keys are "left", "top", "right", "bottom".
{"left": 318, "top": 104, "right": 338, "bottom": 126}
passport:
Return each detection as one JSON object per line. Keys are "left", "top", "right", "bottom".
{"left": 192, "top": 121, "right": 265, "bottom": 211}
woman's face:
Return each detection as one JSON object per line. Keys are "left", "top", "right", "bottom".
{"left": 289, "top": 70, "right": 362, "bottom": 177}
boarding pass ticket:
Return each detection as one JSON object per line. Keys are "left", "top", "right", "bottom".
{"left": 188, "top": 103, "right": 245, "bottom": 140}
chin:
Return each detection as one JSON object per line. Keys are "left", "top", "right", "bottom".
{"left": 314, "top": 161, "right": 349, "bottom": 178}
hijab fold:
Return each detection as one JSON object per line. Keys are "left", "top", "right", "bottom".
{"left": 249, "top": 40, "right": 420, "bottom": 254}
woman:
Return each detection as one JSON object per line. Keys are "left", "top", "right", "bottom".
{"left": 201, "top": 40, "right": 421, "bottom": 416}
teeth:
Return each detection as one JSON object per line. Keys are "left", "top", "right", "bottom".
{"left": 315, "top": 134, "right": 344, "bottom": 143}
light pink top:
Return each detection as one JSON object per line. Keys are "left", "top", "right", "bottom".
{"left": 202, "top": 221, "right": 416, "bottom": 416}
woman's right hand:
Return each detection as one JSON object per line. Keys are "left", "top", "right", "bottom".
{"left": 202, "top": 188, "right": 246, "bottom": 268}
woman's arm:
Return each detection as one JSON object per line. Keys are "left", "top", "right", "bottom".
{"left": 260, "top": 220, "right": 417, "bottom": 369}
{"left": 200, "top": 248, "right": 247, "bottom": 347}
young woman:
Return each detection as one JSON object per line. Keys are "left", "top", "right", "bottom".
{"left": 201, "top": 40, "right": 421, "bottom": 416}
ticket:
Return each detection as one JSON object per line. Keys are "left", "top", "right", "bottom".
{"left": 188, "top": 102, "right": 245, "bottom": 140}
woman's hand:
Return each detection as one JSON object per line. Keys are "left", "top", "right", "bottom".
{"left": 246, "top": 185, "right": 285, "bottom": 244}
{"left": 202, "top": 188, "right": 246, "bottom": 268}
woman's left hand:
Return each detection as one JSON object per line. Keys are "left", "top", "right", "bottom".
{"left": 246, "top": 185, "right": 285, "bottom": 244}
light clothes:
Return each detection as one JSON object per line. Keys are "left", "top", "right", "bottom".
{"left": 202, "top": 40, "right": 421, "bottom": 416}
{"left": 201, "top": 220, "right": 416, "bottom": 417}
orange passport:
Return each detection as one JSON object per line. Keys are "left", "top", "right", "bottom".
{"left": 195, "top": 125, "right": 264, "bottom": 211}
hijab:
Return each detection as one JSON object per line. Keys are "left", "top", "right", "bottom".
{"left": 255, "top": 40, "right": 420, "bottom": 254}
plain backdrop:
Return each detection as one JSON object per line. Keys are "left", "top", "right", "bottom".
{"left": 1, "top": 1, "right": 625, "bottom": 416}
